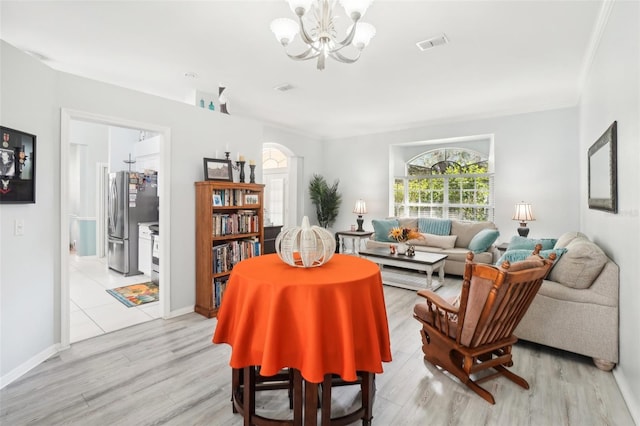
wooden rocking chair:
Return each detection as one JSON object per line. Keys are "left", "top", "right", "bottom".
{"left": 413, "top": 246, "right": 556, "bottom": 404}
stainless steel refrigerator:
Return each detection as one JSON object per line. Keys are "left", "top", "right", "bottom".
{"left": 107, "top": 171, "right": 159, "bottom": 276}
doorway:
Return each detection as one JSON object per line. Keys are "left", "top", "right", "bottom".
{"left": 262, "top": 143, "right": 301, "bottom": 229}
{"left": 60, "top": 109, "right": 171, "bottom": 348}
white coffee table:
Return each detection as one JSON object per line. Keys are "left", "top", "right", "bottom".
{"left": 359, "top": 247, "right": 447, "bottom": 291}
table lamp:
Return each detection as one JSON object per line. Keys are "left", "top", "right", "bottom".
{"left": 512, "top": 202, "right": 535, "bottom": 237}
{"left": 353, "top": 199, "right": 367, "bottom": 232}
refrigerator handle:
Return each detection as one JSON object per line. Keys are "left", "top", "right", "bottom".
{"left": 108, "top": 237, "right": 124, "bottom": 245}
{"left": 108, "top": 177, "right": 118, "bottom": 234}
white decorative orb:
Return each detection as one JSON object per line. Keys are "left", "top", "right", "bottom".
{"left": 275, "top": 216, "right": 336, "bottom": 268}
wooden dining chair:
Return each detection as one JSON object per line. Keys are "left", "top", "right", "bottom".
{"left": 413, "top": 246, "right": 556, "bottom": 404}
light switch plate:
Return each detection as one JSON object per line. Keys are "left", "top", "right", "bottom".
{"left": 14, "top": 219, "right": 24, "bottom": 236}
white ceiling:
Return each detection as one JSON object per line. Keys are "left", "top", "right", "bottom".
{"left": 1, "top": 0, "right": 604, "bottom": 140}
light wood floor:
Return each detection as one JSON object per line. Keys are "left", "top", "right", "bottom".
{"left": 0, "top": 280, "right": 634, "bottom": 425}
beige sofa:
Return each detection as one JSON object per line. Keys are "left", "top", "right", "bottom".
{"left": 365, "top": 217, "right": 500, "bottom": 276}
{"left": 513, "top": 232, "right": 619, "bottom": 370}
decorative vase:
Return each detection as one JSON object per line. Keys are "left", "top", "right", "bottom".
{"left": 396, "top": 242, "right": 408, "bottom": 255}
{"left": 275, "top": 216, "right": 336, "bottom": 268}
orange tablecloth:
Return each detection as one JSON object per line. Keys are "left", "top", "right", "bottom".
{"left": 213, "top": 254, "right": 392, "bottom": 383}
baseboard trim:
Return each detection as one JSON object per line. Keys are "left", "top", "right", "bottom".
{"left": 613, "top": 368, "right": 640, "bottom": 424}
{"left": 165, "top": 305, "right": 195, "bottom": 319}
{"left": 0, "top": 343, "right": 60, "bottom": 390}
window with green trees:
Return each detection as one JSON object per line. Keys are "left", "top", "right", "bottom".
{"left": 394, "top": 148, "right": 494, "bottom": 221}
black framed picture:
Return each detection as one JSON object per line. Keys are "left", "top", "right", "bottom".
{"left": 0, "top": 126, "right": 36, "bottom": 203}
{"left": 203, "top": 158, "right": 233, "bottom": 181}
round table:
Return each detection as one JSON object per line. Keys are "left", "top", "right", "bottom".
{"left": 213, "top": 254, "right": 392, "bottom": 425}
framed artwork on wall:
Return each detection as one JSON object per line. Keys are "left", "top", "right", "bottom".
{"left": 0, "top": 126, "right": 36, "bottom": 203}
{"left": 588, "top": 121, "right": 617, "bottom": 213}
{"left": 203, "top": 158, "right": 233, "bottom": 182}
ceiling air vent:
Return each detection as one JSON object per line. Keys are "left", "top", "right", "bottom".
{"left": 416, "top": 34, "right": 449, "bottom": 51}
{"left": 273, "top": 83, "right": 295, "bottom": 92}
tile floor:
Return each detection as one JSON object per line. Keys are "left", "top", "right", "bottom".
{"left": 69, "top": 254, "right": 160, "bottom": 343}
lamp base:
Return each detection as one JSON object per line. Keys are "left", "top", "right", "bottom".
{"left": 517, "top": 226, "right": 530, "bottom": 237}
{"left": 356, "top": 217, "right": 364, "bottom": 232}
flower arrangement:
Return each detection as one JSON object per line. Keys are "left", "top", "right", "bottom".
{"left": 388, "top": 227, "right": 422, "bottom": 243}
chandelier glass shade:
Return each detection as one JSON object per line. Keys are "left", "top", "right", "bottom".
{"left": 270, "top": 0, "right": 376, "bottom": 70}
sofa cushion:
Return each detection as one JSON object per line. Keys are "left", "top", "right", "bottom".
{"left": 371, "top": 219, "right": 399, "bottom": 243}
{"left": 409, "top": 233, "right": 457, "bottom": 249}
{"left": 548, "top": 237, "right": 608, "bottom": 289}
{"left": 397, "top": 217, "right": 418, "bottom": 230}
{"left": 554, "top": 231, "right": 589, "bottom": 249}
{"left": 508, "top": 235, "right": 557, "bottom": 251}
{"left": 468, "top": 228, "right": 500, "bottom": 253}
{"left": 496, "top": 248, "right": 567, "bottom": 266}
{"left": 450, "top": 221, "right": 497, "bottom": 248}
{"left": 417, "top": 218, "right": 452, "bottom": 235}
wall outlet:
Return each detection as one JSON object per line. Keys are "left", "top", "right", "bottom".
{"left": 14, "top": 219, "right": 24, "bottom": 236}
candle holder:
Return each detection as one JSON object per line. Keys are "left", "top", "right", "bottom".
{"left": 225, "top": 152, "right": 240, "bottom": 171}
{"left": 249, "top": 164, "right": 256, "bottom": 183}
{"left": 236, "top": 160, "right": 246, "bottom": 183}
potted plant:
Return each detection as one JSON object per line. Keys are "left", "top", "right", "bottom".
{"left": 308, "top": 174, "right": 341, "bottom": 228}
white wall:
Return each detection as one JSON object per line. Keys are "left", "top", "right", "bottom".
{"left": 109, "top": 126, "right": 140, "bottom": 172}
{"left": 0, "top": 40, "right": 324, "bottom": 381}
{"left": 0, "top": 41, "right": 59, "bottom": 380}
{"left": 69, "top": 120, "right": 109, "bottom": 218}
{"left": 578, "top": 1, "right": 640, "bottom": 420}
{"left": 262, "top": 125, "right": 324, "bottom": 226}
{"left": 324, "top": 107, "right": 580, "bottom": 242}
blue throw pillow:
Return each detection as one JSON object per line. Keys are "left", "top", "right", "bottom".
{"left": 496, "top": 248, "right": 568, "bottom": 266}
{"left": 468, "top": 229, "right": 500, "bottom": 253}
{"left": 371, "top": 219, "right": 400, "bottom": 243}
{"left": 508, "top": 236, "right": 557, "bottom": 251}
{"left": 417, "top": 218, "right": 452, "bottom": 236}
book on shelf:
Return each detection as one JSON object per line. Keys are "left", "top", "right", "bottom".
{"left": 213, "top": 275, "right": 229, "bottom": 308}
{"left": 212, "top": 211, "right": 260, "bottom": 236}
{"left": 211, "top": 188, "right": 258, "bottom": 207}
{"left": 211, "top": 238, "right": 261, "bottom": 273}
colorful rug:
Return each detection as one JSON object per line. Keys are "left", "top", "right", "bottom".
{"left": 106, "top": 282, "right": 159, "bottom": 307}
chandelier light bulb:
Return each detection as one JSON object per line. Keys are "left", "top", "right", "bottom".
{"left": 287, "top": 0, "right": 314, "bottom": 16}
{"left": 349, "top": 22, "right": 376, "bottom": 49}
{"left": 339, "top": 0, "right": 373, "bottom": 20}
{"left": 270, "top": 18, "right": 300, "bottom": 45}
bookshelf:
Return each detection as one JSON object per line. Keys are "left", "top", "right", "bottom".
{"left": 195, "top": 181, "right": 265, "bottom": 318}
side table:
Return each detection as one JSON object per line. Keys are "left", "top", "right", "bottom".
{"left": 497, "top": 242, "right": 509, "bottom": 254}
{"left": 335, "top": 230, "right": 374, "bottom": 255}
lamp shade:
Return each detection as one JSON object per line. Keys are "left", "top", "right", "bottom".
{"left": 349, "top": 22, "right": 376, "bottom": 49}
{"left": 353, "top": 199, "right": 367, "bottom": 215}
{"left": 270, "top": 18, "right": 299, "bottom": 45}
{"left": 287, "top": 0, "right": 313, "bottom": 15}
{"left": 340, "top": 0, "right": 373, "bottom": 19}
{"left": 512, "top": 202, "right": 535, "bottom": 222}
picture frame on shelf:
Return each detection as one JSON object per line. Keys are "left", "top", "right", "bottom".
{"left": 203, "top": 158, "right": 233, "bottom": 182}
{"left": 244, "top": 194, "right": 259, "bottom": 205}
{"left": 213, "top": 194, "right": 223, "bottom": 206}
{"left": 1, "top": 126, "right": 36, "bottom": 204}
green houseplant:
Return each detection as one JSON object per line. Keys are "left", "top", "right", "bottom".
{"left": 308, "top": 174, "right": 341, "bottom": 228}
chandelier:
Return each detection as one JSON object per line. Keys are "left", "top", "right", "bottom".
{"left": 270, "top": 0, "right": 376, "bottom": 70}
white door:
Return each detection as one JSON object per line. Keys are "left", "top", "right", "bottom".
{"left": 263, "top": 170, "right": 287, "bottom": 227}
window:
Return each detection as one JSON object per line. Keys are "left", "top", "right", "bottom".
{"left": 263, "top": 147, "right": 288, "bottom": 169}
{"left": 394, "top": 148, "right": 494, "bottom": 221}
